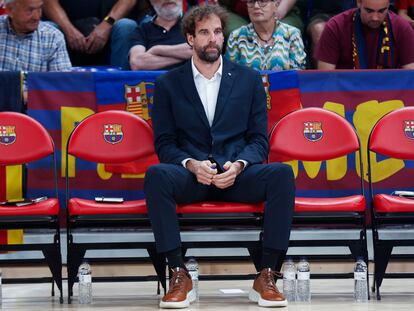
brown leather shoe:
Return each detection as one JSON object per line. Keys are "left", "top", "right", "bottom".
{"left": 249, "top": 268, "right": 288, "bottom": 307}
{"left": 159, "top": 267, "right": 195, "bottom": 309}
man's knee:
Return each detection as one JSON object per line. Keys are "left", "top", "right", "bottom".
{"left": 268, "top": 163, "right": 295, "bottom": 185}
{"left": 112, "top": 18, "right": 137, "bottom": 37}
{"left": 144, "top": 164, "right": 171, "bottom": 189}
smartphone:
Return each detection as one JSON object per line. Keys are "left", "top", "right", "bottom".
{"left": 0, "top": 196, "right": 47, "bottom": 207}
{"left": 392, "top": 191, "right": 414, "bottom": 198}
{"left": 95, "top": 197, "right": 124, "bottom": 203}
{"left": 0, "top": 198, "right": 32, "bottom": 206}
{"left": 208, "top": 156, "right": 223, "bottom": 173}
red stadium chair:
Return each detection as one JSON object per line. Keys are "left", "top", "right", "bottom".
{"left": 269, "top": 108, "right": 368, "bottom": 278}
{"left": 0, "top": 112, "right": 63, "bottom": 303}
{"left": 65, "top": 110, "right": 165, "bottom": 303}
{"left": 368, "top": 106, "right": 414, "bottom": 299}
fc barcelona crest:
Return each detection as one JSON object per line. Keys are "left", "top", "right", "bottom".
{"left": 303, "top": 122, "right": 323, "bottom": 142}
{"left": 404, "top": 120, "right": 414, "bottom": 140}
{"left": 103, "top": 124, "right": 123, "bottom": 144}
{"left": 0, "top": 125, "right": 16, "bottom": 145}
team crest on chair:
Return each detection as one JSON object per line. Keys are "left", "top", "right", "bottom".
{"left": 303, "top": 122, "right": 323, "bottom": 142}
{"left": 404, "top": 120, "right": 414, "bottom": 140}
{"left": 0, "top": 125, "right": 16, "bottom": 145}
{"left": 103, "top": 124, "right": 123, "bottom": 144}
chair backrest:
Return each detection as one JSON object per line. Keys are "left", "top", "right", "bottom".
{"left": 269, "top": 108, "right": 360, "bottom": 162}
{"left": 0, "top": 112, "right": 54, "bottom": 165}
{"left": 369, "top": 107, "right": 414, "bottom": 160}
{"left": 67, "top": 110, "right": 155, "bottom": 164}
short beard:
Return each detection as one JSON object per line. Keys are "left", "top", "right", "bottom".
{"left": 153, "top": 4, "right": 182, "bottom": 21}
{"left": 196, "top": 44, "right": 222, "bottom": 63}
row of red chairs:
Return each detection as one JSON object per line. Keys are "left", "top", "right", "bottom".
{"left": 1, "top": 107, "right": 414, "bottom": 302}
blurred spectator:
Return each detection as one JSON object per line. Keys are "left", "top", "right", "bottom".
{"left": 43, "top": 0, "right": 137, "bottom": 67}
{"left": 111, "top": 0, "right": 154, "bottom": 70}
{"left": 315, "top": 0, "right": 414, "bottom": 69}
{"left": 274, "top": 0, "right": 303, "bottom": 32}
{"left": 0, "top": 0, "right": 71, "bottom": 71}
{"left": 395, "top": 0, "right": 414, "bottom": 27}
{"left": 296, "top": 0, "right": 356, "bottom": 68}
{"left": 129, "top": 0, "right": 192, "bottom": 70}
{"left": 226, "top": 0, "right": 306, "bottom": 70}
{"left": 0, "top": 1, "right": 6, "bottom": 15}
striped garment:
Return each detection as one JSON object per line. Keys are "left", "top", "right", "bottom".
{"left": 225, "top": 21, "right": 306, "bottom": 70}
{"left": 0, "top": 15, "right": 71, "bottom": 72}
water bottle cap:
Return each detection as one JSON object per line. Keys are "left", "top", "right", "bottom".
{"left": 285, "top": 256, "right": 293, "bottom": 262}
{"left": 299, "top": 256, "right": 308, "bottom": 261}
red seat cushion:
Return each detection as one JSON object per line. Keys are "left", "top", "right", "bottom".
{"left": 373, "top": 194, "right": 414, "bottom": 213}
{"left": 176, "top": 202, "right": 264, "bottom": 214}
{"left": 0, "top": 198, "right": 59, "bottom": 216}
{"left": 295, "top": 195, "right": 366, "bottom": 213}
{"left": 68, "top": 198, "right": 147, "bottom": 216}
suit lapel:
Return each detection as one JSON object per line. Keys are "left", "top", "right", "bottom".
{"left": 179, "top": 61, "right": 210, "bottom": 129}
{"left": 212, "top": 59, "right": 236, "bottom": 126}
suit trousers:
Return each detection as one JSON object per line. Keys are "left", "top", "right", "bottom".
{"left": 144, "top": 162, "right": 295, "bottom": 253}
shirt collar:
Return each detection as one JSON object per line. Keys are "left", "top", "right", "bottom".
{"left": 6, "top": 16, "right": 35, "bottom": 38}
{"left": 191, "top": 55, "right": 223, "bottom": 81}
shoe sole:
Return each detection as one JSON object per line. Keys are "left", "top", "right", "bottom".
{"left": 159, "top": 289, "right": 196, "bottom": 309}
{"left": 249, "top": 289, "right": 288, "bottom": 308}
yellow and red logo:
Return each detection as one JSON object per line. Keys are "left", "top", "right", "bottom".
{"left": 103, "top": 124, "right": 123, "bottom": 144}
{"left": 0, "top": 125, "right": 16, "bottom": 145}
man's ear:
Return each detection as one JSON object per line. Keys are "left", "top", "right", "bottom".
{"left": 187, "top": 33, "right": 194, "bottom": 47}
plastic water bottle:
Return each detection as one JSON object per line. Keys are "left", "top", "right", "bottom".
{"left": 185, "top": 257, "right": 199, "bottom": 301}
{"left": 354, "top": 257, "right": 368, "bottom": 302}
{"left": 282, "top": 257, "right": 296, "bottom": 301}
{"left": 78, "top": 261, "right": 92, "bottom": 304}
{"left": 296, "top": 257, "right": 311, "bottom": 302}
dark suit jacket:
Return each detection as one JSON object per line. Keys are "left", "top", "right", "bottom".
{"left": 152, "top": 58, "right": 269, "bottom": 171}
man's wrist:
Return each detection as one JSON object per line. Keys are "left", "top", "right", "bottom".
{"left": 103, "top": 15, "right": 116, "bottom": 26}
{"left": 234, "top": 161, "right": 245, "bottom": 174}
{"left": 186, "top": 159, "right": 199, "bottom": 174}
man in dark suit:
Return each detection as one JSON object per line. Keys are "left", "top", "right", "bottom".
{"left": 144, "top": 4, "right": 295, "bottom": 309}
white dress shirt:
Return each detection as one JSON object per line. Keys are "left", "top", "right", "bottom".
{"left": 191, "top": 56, "right": 223, "bottom": 126}
{"left": 182, "top": 56, "right": 247, "bottom": 170}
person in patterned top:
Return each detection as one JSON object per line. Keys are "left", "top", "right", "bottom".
{"left": 225, "top": 0, "right": 306, "bottom": 70}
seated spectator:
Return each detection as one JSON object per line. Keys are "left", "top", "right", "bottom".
{"left": 226, "top": 0, "right": 306, "bottom": 70}
{"left": 129, "top": 0, "right": 192, "bottom": 70}
{"left": 315, "top": 0, "right": 414, "bottom": 69}
{"left": 0, "top": 0, "right": 71, "bottom": 71}
{"left": 395, "top": 0, "right": 414, "bottom": 27}
{"left": 297, "top": 0, "right": 356, "bottom": 68}
{"left": 42, "top": 0, "right": 137, "bottom": 68}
